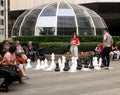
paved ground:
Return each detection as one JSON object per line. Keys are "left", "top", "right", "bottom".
{"left": 1, "top": 60, "right": 120, "bottom": 95}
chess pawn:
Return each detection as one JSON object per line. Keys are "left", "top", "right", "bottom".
{"left": 84, "top": 58, "right": 89, "bottom": 68}
{"left": 76, "top": 58, "right": 82, "bottom": 70}
{"left": 63, "top": 58, "right": 70, "bottom": 71}
{"left": 40, "top": 60, "right": 46, "bottom": 70}
{"left": 44, "top": 59, "right": 49, "bottom": 68}
{"left": 34, "top": 59, "right": 41, "bottom": 70}
{"left": 55, "top": 62, "right": 60, "bottom": 72}
{"left": 25, "top": 58, "right": 32, "bottom": 69}
{"left": 60, "top": 56, "right": 66, "bottom": 72}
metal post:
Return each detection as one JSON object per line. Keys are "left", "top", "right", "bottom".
{"left": 4, "top": 0, "right": 8, "bottom": 40}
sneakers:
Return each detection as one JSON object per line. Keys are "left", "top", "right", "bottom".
{"left": 22, "top": 76, "right": 29, "bottom": 80}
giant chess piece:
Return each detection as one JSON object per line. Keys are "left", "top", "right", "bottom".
{"left": 93, "top": 56, "right": 100, "bottom": 70}
{"left": 76, "top": 58, "right": 82, "bottom": 70}
{"left": 96, "top": 57, "right": 102, "bottom": 70}
{"left": 34, "top": 59, "right": 41, "bottom": 70}
{"left": 69, "top": 57, "right": 77, "bottom": 72}
{"left": 63, "top": 58, "right": 70, "bottom": 71}
{"left": 45, "top": 53, "right": 56, "bottom": 71}
{"left": 55, "top": 62, "right": 60, "bottom": 72}
{"left": 89, "top": 55, "right": 94, "bottom": 69}
{"left": 40, "top": 60, "right": 46, "bottom": 70}
{"left": 82, "top": 57, "right": 90, "bottom": 71}
{"left": 25, "top": 58, "right": 32, "bottom": 69}
{"left": 44, "top": 59, "right": 49, "bottom": 68}
{"left": 60, "top": 56, "right": 66, "bottom": 72}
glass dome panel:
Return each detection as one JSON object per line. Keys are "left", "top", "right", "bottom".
{"left": 40, "top": 3, "right": 57, "bottom": 16}
{"left": 58, "top": 9, "right": 75, "bottom": 16}
{"left": 57, "top": 28, "right": 76, "bottom": 35}
{"left": 57, "top": 16, "right": 76, "bottom": 27}
{"left": 92, "top": 17, "right": 106, "bottom": 28}
{"left": 12, "top": 10, "right": 30, "bottom": 36}
{"left": 85, "top": 8, "right": 100, "bottom": 18}
{"left": 70, "top": 4, "right": 87, "bottom": 17}
{"left": 20, "top": 5, "right": 46, "bottom": 36}
{"left": 39, "top": 27, "right": 55, "bottom": 35}
{"left": 78, "top": 28, "right": 94, "bottom": 35}
{"left": 36, "top": 17, "right": 56, "bottom": 27}
{"left": 59, "top": 2, "right": 70, "bottom": 9}
{"left": 77, "top": 17, "right": 92, "bottom": 28}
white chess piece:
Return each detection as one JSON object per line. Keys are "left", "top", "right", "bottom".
{"left": 58, "top": 58, "right": 62, "bottom": 69}
{"left": 69, "top": 57, "right": 77, "bottom": 72}
{"left": 60, "top": 56, "right": 66, "bottom": 72}
{"left": 93, "top": 57, "right": 101, "bottom": 70}
{"left": 40, "top": 60, "right": 46, "bottom": 70}
{"left": 25, "top": 58, "right": 32, "bottom": 69}
{"left": 98, "top": 58, "right": 102, "bottom": 66}
{"left": 45, "top": 53, "right": 56, "bottom": 71}
{"left": 44, "top": 59, "right": 49, "bottom": 68}
{"left": 34, "top": 59, "right": 41, "bottom": 70}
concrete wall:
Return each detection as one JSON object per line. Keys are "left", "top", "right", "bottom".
{"left": 10, "top": 0, "right": 120, "bottom": 11}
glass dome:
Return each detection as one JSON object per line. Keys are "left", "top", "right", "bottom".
{"left": 11, "top": 2, "right": 107, "bottom": 36}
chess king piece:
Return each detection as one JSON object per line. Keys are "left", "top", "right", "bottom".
{"left": 76, "top": 58, "right": 82, "bottom": 70}
{"left": 55, "top": 62, "right": 60, "bottom": 72}
{"left": 44, "top": 59, "right": 49, "bottom": 68}
{"left": 89, "top": 55, "right": 94, "bottom": 69}
{"left": 44, "top": 53, "right": 56, "bottom": 71}
{"left": 63, "top": 58, "right": 70, "bottom": 71}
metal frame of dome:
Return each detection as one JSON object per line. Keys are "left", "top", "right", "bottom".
{"left": 11, "top": 2, "right": 107, "bottom": 36}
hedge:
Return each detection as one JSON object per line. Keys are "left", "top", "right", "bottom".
{"left": 12, "top": 35, "right": 120, "bottom": 43}
{"left": 19, "top": 42, "right": 98, "bottom": 54}
{"left": 12, "top": 35, "right": 103, "bottom": 42}
{"left": 1, "top": 41, "right": 120, "bottom": 54}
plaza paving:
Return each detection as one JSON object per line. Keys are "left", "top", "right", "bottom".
{"left": 1, "top": 60, "right": 120, "bottom": 95}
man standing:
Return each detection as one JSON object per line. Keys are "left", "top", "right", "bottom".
{"left": 101, "top": 29, "right": 113, "bottom": 69}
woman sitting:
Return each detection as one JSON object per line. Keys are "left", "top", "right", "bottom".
{"left": 110, "top": 41, "right": 120, "bottom": 60}
{"left": 2, "top": 45, "right": 28, "bottom": 80}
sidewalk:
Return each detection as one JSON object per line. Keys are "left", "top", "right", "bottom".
{"left": 1, "top": 60, "right": 120, "bottom": 95}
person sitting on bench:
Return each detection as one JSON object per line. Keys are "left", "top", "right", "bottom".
{"left": 2, "top": 45, "right": 28, "bottom": 80}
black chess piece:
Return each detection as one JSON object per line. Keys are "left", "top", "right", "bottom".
{"left": 76, "top": 58, "right": 82, "bottom": 70}
{"left": 89, "top": 55, "right": 94, "bottom": 69}
{"left": 84, "top": 57, "right": 89, "bottom": 68}
{"left": 55, "top": 62, "right": 60, "bottom": 72}
{"left": 63, "top": 58, "right": 70, "bottom": 71}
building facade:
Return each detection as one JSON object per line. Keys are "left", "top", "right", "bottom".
{"left": 7, "top": 0, "right": 120, "bottom": 36}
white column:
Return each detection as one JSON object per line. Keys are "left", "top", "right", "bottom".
{"left": 4, "top": 0, "right": 8, "bottom": 39}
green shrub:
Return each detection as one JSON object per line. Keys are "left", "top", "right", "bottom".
{"left": 39, "top": 42, "right": 99, "bottom": 54}
{"left": 40, "top": 42, "right": 70, "bottom": 54}
{"left": 12, "top": 35, "right": 103, "bottom": 42}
